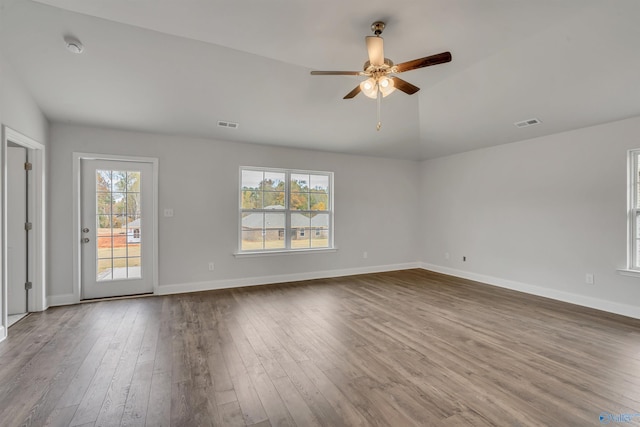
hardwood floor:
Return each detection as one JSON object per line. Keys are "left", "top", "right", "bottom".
{"left": 1, "top": 269, "right": 639, "bottom": 426}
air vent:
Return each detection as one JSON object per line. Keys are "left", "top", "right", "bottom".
{"left": 217, "top": 120, "right": 239, "bottom": 129}
{"left": 514, "top": 118, "right": 541, "bottom": 128}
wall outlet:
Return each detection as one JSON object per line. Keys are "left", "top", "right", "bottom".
{"left": 363, "top": 251, "right": 368, "bottom": 259}
{"left": 585, "top": 273, "right": 594, "bottom": 285}
{"left": 445, "top": 252, "right": 450, "bottom": 260}
{"left": 164, "top": 208, "right": 174, "bottom": 217}
{"left": 463, "top": 256, "right": 467, "bottom": 262}
{"left": 208, "top": 262, "right": 215, "bottom": 271}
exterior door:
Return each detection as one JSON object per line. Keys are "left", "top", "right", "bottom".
{"left": 81, "top": 159, "right": 154, "bottom": 299}
{"left": 7, "top": 146, "right": 27, "bottom": 314}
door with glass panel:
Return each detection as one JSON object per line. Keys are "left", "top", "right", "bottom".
{"left": 81, "top": 159, "right": 154, "bottom": 299}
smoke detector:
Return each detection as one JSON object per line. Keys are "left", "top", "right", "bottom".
{"left": 64, "top": 36, "right": 84, "bottom": 54}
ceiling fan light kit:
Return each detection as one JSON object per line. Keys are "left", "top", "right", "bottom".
{"left": 311, "top": 21, "right": 452, "bottom": 130}
{"left": 360, "top": 75, "right": 395, "bottom": 99}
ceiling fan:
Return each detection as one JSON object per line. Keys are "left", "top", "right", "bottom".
{"left": 310, "top": 21, "right": 452, "bottom": 130}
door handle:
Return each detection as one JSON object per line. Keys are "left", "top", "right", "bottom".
{"left": 82, "top": 237, "right": 90, "bottom": 243}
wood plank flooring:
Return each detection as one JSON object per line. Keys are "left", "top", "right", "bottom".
{"left": 1, "top": 269, "right": 639, "bottom": 426}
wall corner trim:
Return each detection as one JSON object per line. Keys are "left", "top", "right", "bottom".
{"left": 420, "top": 263, "right": 640, "bottom": 320}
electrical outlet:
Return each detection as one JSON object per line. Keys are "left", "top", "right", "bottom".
{"left": 585, "top": 273, "right": 594, "bottom": 285}
{"left": 463, "top": 256, "right": 467, "bottom": 262}
{"left": 208, "top": 262, "right": 215, "bottom": 271}
{"left": 164, "top": 208, "right": 174, "bottom": 217}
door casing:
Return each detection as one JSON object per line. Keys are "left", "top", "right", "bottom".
{"left": 1, "top": 126, "right": 46, "bottom": 342}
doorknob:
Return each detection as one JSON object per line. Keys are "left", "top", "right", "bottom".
{"left": 82, "top": 227, "right": 90, "bottom": 233}
{"left": 82, "top": 237, "right": 90, "bottom": 243}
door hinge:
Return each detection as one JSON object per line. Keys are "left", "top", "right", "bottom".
{"left": 25, "top": 222, "right": 32, "bottom": 231}
{"left": 24, "top": 162, "right": 32, "bottom": 171}
{"left": 25, "top": 282, "right": 33, "bottom": 290}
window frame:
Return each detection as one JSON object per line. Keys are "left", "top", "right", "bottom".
{"left": 238, "top": 166, "right": 334, "bottom": 254}
{"left": 628, "top": 150, "right": 640, "bottom": 270}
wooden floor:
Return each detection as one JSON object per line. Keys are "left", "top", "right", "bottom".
{"left": 1, "top": 269, "right": 639, "bottom": 426}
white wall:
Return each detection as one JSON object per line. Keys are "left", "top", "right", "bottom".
{"left": 420, "top": 115, "right": 640, "bottom": 318}
{"left": 0, "top": 54, "right": 49, "bottom": 144}
{"left": 48, "top": 124, "right": 421, "bottom": 301}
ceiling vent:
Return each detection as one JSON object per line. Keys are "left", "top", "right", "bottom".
{"left": 514, "top": 118, "right": 541, "bottom": 128}
{"left": 217, "top": 120, "right": 239, "bottom": 129}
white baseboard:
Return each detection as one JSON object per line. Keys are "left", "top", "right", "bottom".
{"left": 421, "top": 263, "right": 640, "bottom": 320}
{"left": 157, "top": 262, "right": 421, "bottom": 296}
{"left": 50, "top": 261, "right": 640, "bottom": 321}
{"left": 0, "top": 325, "right": 5, "bottom": 342}
{"left": 47, "top": 293, "right": 77, "bottom": 307}
{"left": 48, "top": 263, "right": 419, "bottom": 305}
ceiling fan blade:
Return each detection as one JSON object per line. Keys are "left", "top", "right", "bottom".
{"left": 395, "top": 52, "right": 452, "bottom": 73}
{"left": 343, "top": 85, "right": 362, "bottom": 99}
{"left": 311, "top": 71, "right": 362, "bottom": 76}
{"left": 366, "top": 36, "right": 384, "bottom": 66}
{"left": 390, "top": 77, "right": 420, "bottom": 95}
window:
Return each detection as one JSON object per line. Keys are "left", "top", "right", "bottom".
{"left": 240, "top": 167, "right": 333, "bottom": 252}
{"left": 628, "top": 150, "right": 640, "bottom": 270}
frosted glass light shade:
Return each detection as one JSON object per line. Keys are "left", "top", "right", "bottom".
{"left": 378, "top": 77, "right": 396, "bottom": 97}
{"left": 360, "top": 78, "right": 378, "bottom": 99}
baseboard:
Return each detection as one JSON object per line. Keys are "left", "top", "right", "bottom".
{"left": 421, "top": 263, "right": 640, "bottom": 320}
{"left": 47, "top": 293, "right": 77, "bottom": 307}
{"left": 40, "top": 262, "right": 640, "bottom": 320}
{"left": 0, "top": 325, "right": 5, "bottom": 343}
{"left": 157, "top": 262, "right": 421, "bottom": 296}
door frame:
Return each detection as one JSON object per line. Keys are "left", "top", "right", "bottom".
{"left": 72, "top": 153, "right": 159, "bottom": 303}
{"left": 1, "top": 126, "right": 46, "bottom": 341}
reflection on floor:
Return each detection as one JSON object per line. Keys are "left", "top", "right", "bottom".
{"left": 8, "top": 313, "right": 28, "bottom": 327}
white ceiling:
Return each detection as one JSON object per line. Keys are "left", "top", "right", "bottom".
{"left": 2, "top": 0, "right": 640, "bottom": 159}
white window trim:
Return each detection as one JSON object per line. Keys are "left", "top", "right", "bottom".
{"left": 237, "top": 166, "right": 334, "bottom": 255}
{"left": 625, "top": 149, "right": 640, "bottom": 272}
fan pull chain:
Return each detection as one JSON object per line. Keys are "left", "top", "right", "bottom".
{"left": 376, "top": 84, "right": 382, "bottom": 131}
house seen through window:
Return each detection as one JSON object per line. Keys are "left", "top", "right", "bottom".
{"left": 240, "top": 167, "right": 333, "bottom": 252}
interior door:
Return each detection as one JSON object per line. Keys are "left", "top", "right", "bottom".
{"left": 7, "top": 146, "right": 27, "bottom": 315}
{"left": 81, "top": 159, "right": 154, "bottom": 299}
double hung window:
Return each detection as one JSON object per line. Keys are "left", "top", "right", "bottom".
{"left": 239, "top": 167, "right": 333, "bottom": 252}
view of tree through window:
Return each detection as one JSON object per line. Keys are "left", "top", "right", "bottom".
{"left": 240, "top": 168, "right": 333, "bottom": 252}
{"left": 96, "top": 170, "right": 142, "bottom": 280}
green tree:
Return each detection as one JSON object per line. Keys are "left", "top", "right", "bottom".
{"left": 97, "top": 171, "right": 113, "bottom": 228}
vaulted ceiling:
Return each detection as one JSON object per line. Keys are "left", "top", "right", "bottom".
{"left": 2, "top": 0, "right": 640, "bottom": 159}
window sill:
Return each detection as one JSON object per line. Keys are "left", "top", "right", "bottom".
{"left": 234, "top": 247, "right": 338, "bottom": 258}
{"left": 617, "top": 269, "right": 640, "bottom": 278}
